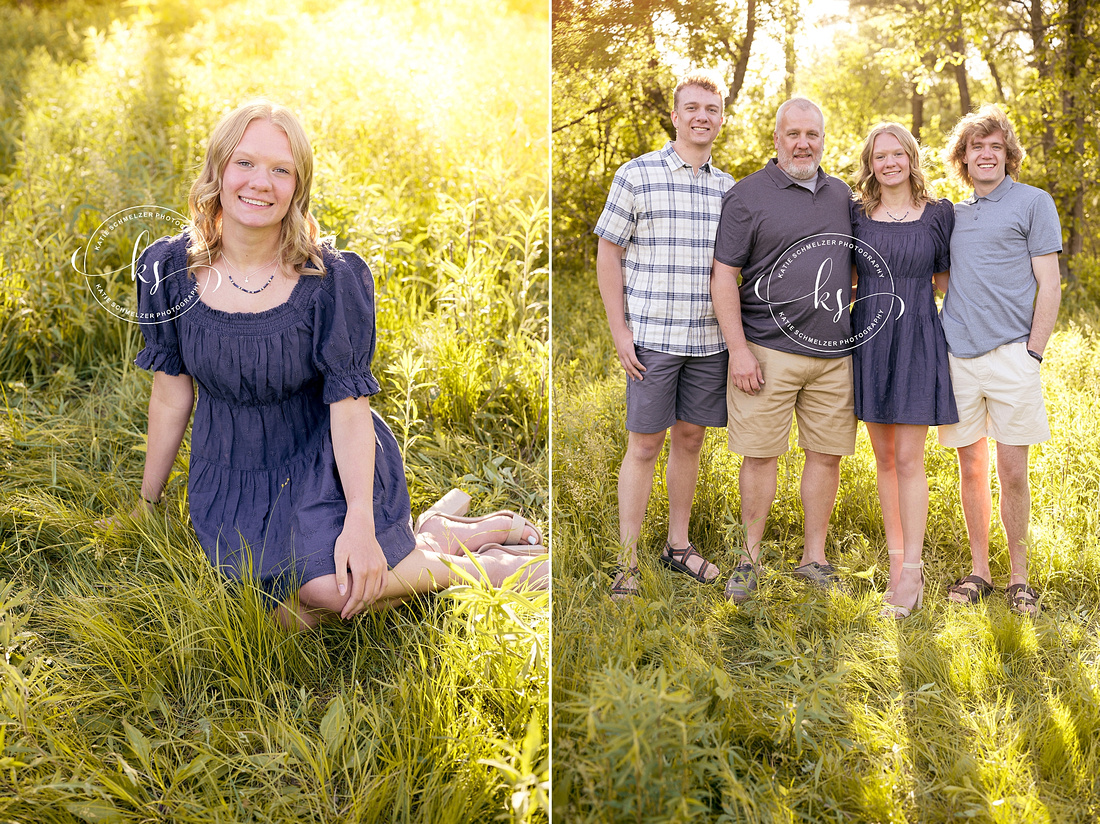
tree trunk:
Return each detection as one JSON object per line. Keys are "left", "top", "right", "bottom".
{"left": 1030, "top": 0, "right": 1056, "bottom": 158}
{"left": 911, "top": 84, "right": 924, "bottom": 141}
{"left": 784, "top": 6, "right": 797, "bottom": 98}
{"left": 953, "top": 35, "right": 970, "bottom": 113}
{"left": 1060, "top": 0, "right": 1088, "bottom": 279}
{"left": 640, "top": 24, "right": 676, "bottom": 142}
{"left": 724, "top": 0, "right": 755, "bottom": 108}
{"left": 985, "top": 53, "right": 1005, "bottom": 101}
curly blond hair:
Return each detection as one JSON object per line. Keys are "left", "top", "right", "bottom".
{"left": 187, "top": 100, "right": 326, "bottom": 276}
{"left": 943, "top": 104, "right": 1026, "bottom": 187}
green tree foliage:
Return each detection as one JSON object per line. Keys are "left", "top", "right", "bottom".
{"left": 851, "top": 0, "right": 1100, "bottom": 275}
{"left": 555, "top": 0, "right": 1100, "bottom": 295}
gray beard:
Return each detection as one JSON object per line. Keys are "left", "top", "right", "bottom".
{"left": 779, "top": 158, "right": 819, "bottom": 180}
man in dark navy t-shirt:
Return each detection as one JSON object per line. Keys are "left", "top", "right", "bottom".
{"left": 710, "top": 97, "right": 856, "bottom": 603}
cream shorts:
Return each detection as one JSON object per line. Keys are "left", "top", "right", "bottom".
{"left": 937, "top": 342, "right": 1050, "bottom": 448}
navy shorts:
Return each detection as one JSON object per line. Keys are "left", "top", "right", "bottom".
{"left": 625, "top": 347, "right": 729, "bottom": 433}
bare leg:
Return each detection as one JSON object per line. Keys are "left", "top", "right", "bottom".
{"left": 950, "top": 438, "right": 993, "bottom": 602}
{"left": 865, "top": 423, "right": 903, "bottom": 590}
{"left": 617, "top": 429, "right": 667, "bottom": 569}
{"left": 995, "top": 443, "right": 1031, "bottom": 588}
{"left": 889, "top": 425, "right": 930, "bottom": 609}
{"left": 665, "top": 420, "right": 706, "bottom": 547}
{"left": 277, "top": 534, "right": 546, "bottom": 630}
{"left": 663, "top": 420, "right": 716, "bottom": 578}
{"left": 800, "top": 449, "right": 841, "bottom": 566}
{"left": 739, "top": 455, "right": 778, "bottom": 562}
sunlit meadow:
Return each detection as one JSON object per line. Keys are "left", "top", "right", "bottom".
{"left": 0, "top": 0, "right": 548, "bottom": 821}
{"left": 552, "top": 246, "right": 1100, "bottom": 819}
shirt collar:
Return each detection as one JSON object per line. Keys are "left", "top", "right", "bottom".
{"left": 661, "top": 141, "right": 713, "bottom": 173}
{"left": 968, "top": 175, "right": 1014, "bottom": 203}
{"left": 765, "top": 158, "right": 829, "bottom": 189}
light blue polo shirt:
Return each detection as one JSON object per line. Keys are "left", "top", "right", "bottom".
{"left": 940, "top": 176, "right": 1062, "bottom": 359}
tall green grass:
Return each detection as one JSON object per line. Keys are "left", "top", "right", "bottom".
{"left": 552, "top": 264, "right": 1100, "bottom": 821}
{"left": 0, "top": 0, "right": 548, "bottom": 820}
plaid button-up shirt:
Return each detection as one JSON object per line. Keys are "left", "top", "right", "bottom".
{"left": 594, "top": 142, "right": 734, "bottom": 356}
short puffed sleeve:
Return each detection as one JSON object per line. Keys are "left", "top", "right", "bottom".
{"left": 930, "top": 199, "right": 955, "bottom": 274}
{"left": 848, "top": 198, "right": 864, "bottom": 226}
{"left": 134, "top": 233, "right": 191, "bottom": 376}
{"left": 311, "top": 250, "right": 381, "bottom": 404}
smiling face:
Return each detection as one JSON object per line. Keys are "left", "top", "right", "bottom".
{"left": 774, "top": 104, "right": 824, "bottom": 180}
{"left": 870, "top": 132, "right": 911, "bottom": 191}
{"left": 219, "top": 119, "right": 297, "bottom": 235}
{"left": 670, "top": 85, "right": 725, "bottom": 152}
{"left": 964, "top": 129, "right": 1008, "bottom": 195}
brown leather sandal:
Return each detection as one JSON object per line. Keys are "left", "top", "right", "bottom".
{"left": 1007, "top": 583, "right": 1040, "bottom": 615}
{"left": 609, "top": 566, "right": 639, "bottom": 600}
{"left": 658, "top": 542, "right": 719, "bottom": 583}
{"left": 947, "top": 574, "right": 993, "bottom": 604}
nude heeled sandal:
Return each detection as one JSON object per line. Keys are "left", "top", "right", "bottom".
{"left": 415, "top": 488, "right": 542, "bottom": 546}
{"left": 477, "top": 547, "right": 549, "bottom": 590}
{"left": 418, "top": 510, "right": 542, "bottom": 546}
{"left": 880, "top": 560, "right": 924, "bottom": 620}
{"left": 474, "top": 541, "right": 547, "bottom": 558}
{"left": 414, "top": 489, "right": 472, "bottom": 531}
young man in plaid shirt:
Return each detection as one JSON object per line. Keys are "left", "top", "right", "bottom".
{"left": 595, "top": 70, "right": 734, "bottom": 598}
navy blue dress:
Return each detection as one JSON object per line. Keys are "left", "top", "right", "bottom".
{"left": 850, "top": 199, "right": 959, "bottom": 425}
{"left": 135, "top": 233, "right": 415, "bottom": 600}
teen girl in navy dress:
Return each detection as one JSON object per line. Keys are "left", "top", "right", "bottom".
{"left": 850, "top": 121, "right": 956, "bottom": 620}
{"left": 126, "top": 100, "right": 546, "bottom": 629}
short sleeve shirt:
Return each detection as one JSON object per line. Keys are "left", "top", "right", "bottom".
{"left": 713, "top": 160, "right": 854, "bottom": 357}
{"left": 594, "top": 142, "right": 735, "bottom": 356}
{"left": 941, "top": 177, "right": 1062, "bottom": 358}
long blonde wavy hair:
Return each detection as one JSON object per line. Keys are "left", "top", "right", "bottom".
{"left": 852, "top": 121, "right": 934, "bottom": 217}
{"left": 187, "top": 100, "right": 326, "bottom": 276}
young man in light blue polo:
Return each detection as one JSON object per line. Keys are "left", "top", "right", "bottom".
{"left": 595, "top": 70, "right": 734, "bottom": 598}
{"left": 938, "top": 104, "right": 1062, "bottom": 615}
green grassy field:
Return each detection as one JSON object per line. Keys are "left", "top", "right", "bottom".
{"left": 552, "top": 266, "right": 1100, "bottom": 822}
{"left": 0, "top": 1, "right": 549, "bottom": 821}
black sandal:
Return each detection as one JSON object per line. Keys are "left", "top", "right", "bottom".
{"left": 947, "top": 574, "right": 994, "bottom": 604}
{"left": 658, "top": 542, "right": 719, "bottom": 583}
{"left": 609, "top": 566, "right": 639, "bottom": 600}
{"left": 1007, "top": 583, "right": 1040, "bottom": 615}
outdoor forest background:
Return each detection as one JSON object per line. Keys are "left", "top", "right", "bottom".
{"left": 0, "top": 0, "right": 549, "bottom": 822}
{"left": 554, "top": 0, "right": 1100, "bottom": 281}
{"left": 554, "top": 1, "right": 1100, "bottom": 822}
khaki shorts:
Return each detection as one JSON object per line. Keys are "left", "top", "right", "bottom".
{"left": 937, "top": 342, "right": 1050, "bottom": 448}
{"left": 727, "top": 342, "right": 857, "bottom": 458}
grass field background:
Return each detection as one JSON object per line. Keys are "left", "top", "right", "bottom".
{"left": 552, "top": 249, "right": 1100, "bottom": 820}
{"left": 0, "top": 0, "right": 549, "bottom": 821}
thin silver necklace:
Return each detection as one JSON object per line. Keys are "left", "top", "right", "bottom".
{"left": 221, "top": 251, "right": 279, "bottom": 294}
{"left": 884, "top": 203, "right": 912, "bottom": 222}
